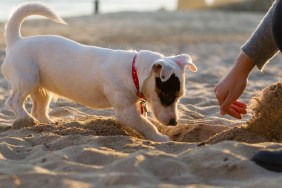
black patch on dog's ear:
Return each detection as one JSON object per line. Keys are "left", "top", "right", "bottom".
{"left": 155, "top": 74, "right": 180, "bottom": 106}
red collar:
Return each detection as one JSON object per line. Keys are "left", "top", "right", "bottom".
{"left": 132, "top": 54, "right": 146, "bottom": 100}
{"left": 132, "top": 54, "right": 147, "bottom": 115}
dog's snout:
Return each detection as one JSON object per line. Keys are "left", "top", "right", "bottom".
{"left": 168, "top": 118, "right": 177, "bottom": 126}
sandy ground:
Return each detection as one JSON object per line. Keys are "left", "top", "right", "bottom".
{"left": 0, "top": 9, "right": 282, "bottom": 187}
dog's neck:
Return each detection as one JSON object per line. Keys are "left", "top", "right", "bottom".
{"left": 134, "top": 50, "right": 163, "bottom": 97}
{"left": 132, "top": 54, "right": 145, "bottom": 100}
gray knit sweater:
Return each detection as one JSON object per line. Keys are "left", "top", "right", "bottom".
{"left": 241, "top": 0, "right": 279, "bottom": 70}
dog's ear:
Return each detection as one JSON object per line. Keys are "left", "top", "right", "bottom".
{"left": 152, "top": 60, "right": 174, "bottom": 82}
{"left": 174, "top": 54, "right": 197, "bottom": 72}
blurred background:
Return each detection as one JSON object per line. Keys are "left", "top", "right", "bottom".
{"left": 0, "top": 0, "right": 275, "bottom": 21}
{"left": 1, "top": 0, "right": 176, "bottom": 21}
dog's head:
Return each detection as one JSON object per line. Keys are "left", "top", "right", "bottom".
{"left": 138, "top": 51, "right": 197, "bottom": 126}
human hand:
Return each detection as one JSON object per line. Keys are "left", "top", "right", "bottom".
{"left": 215, "top": 53, "right": 255, "bottom": 119}
{"left": 215, "top": 74, "right": 247, "bottom": 119}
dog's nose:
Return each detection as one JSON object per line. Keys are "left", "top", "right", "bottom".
{"left": 168, "top": 118, "right": 177, "bottom": 126}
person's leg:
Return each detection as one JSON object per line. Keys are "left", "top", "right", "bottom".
{"left": 252, "top": 0, "right": 282, "bottom": 172}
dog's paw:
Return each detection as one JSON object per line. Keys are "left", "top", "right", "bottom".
{"left": 13, "top": 116, "right": 39, "bottom": 129}
{"left": 151, "top": 134, "right": 171, "bottom": 142}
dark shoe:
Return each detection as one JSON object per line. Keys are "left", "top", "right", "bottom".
{"left": 253, "top": 149, "right": 282, "bottom": 172}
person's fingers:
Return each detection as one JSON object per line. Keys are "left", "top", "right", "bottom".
{"left": 233, "top": 101, "right": 247, "bottom": 108}
{"left": 220, "top": 92, "right": 234, "bottom": 113}
{"left": 227, "top": 108, "right": 243, "bottom": 119}
{"left": 220, "top": 100, "right": 246, "bottom": 119}
{"left": 221, "top": 108, "right": 242, "bottom": 119}
{"left": 214, "top": 88, "right": 225, "bottom": 106}
{"left": 215, "top": 85, "right": 247, "bottom": 119}
{"left": 220, "top": 93, "right": 246, "bottom": 119}
{"left": 231, "top": 103, "right": 247, "bottom": 114}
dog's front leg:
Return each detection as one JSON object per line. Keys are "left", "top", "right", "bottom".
{"left": 114, "top": 103, "right": 170, "bottom": 142}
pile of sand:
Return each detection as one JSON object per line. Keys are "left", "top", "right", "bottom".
{"left": 247, "top": 82, "right": 282, "bottom": 140}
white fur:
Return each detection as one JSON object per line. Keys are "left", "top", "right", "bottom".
{"left": 2, "top": 3, "right": 197, "bottom": 142}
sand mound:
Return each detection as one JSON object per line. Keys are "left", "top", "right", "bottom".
{"left": 11, "top": 116, "right": 144, "bottom": 139}
{"left": 9, "top": 115, "right": 230, "bottom": 143}
{"left": 12, "top": 117, "right": 39, "bottom": 129}
{"left": 206, "top": 125, "right": 268, "bottom": 144}
{"left": 7, "top": 82, "right": 282, "bottom": 144}
{"left": 153, "top": 118, "right": 230, "bottom": 142}
{"left": 246, "top": 82, "right": 282, "bottom": 141}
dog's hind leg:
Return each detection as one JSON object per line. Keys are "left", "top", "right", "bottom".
{"left": 6, "top": 89, "right": 31, "bottom": 119}
{"left": 6, "top": 86, "right": 39, "bottom": 128}
{"left": 3, "top": 61, "right": 40, "bottom": 127}
{"left": 30, "top": 87, "right": 53, "bottom": 124}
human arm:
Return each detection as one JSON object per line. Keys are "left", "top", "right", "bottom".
{"left": 242, "top": 0, "right": 279, "bottom": 70}
{"left": 215, "top": 53, "right": 254, "bottom": 119}
{"left": 215, "top": 0, "right": 279, "bottom": 119}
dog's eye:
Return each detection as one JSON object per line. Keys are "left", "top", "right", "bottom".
{"left": 158, "top": 93, "right": 177, "bottom": 106}
{"left": 155, "top": 74, "right": 180, "bottom": 106}
{"left": 155, "top": 74, "right": 180, "bottom": 93}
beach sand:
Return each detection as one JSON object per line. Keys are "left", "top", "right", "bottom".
{"left": 0, "top": 10, "right": 282, "bottom": 187}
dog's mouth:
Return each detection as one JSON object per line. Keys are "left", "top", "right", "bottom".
{"left": 154, "top": 112, "right": 178, "bottom": 126}
{"left": 158, "top": 118, "right": 177, "bottom": 126}
{"left": 168, "top": 118, "right": 177, "bottom": 126}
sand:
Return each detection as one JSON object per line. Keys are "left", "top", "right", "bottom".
{"left": 0, "top": 9, "right": 282, "bottom": 187}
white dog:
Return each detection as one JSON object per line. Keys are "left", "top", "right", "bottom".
{"left": 2, "top": 3, "right": 197, "bottom": 142}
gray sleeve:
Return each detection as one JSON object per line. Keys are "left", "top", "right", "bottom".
{"left": 241, "top": 0, "right": 279, "bottom": 70}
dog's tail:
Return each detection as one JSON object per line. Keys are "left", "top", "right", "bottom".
{"left": 5, "top": 2, "right": 67, "bottom": 47}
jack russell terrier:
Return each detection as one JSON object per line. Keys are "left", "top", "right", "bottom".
{"left": 2, "top": 3, "right": 197, "bottom": 142}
